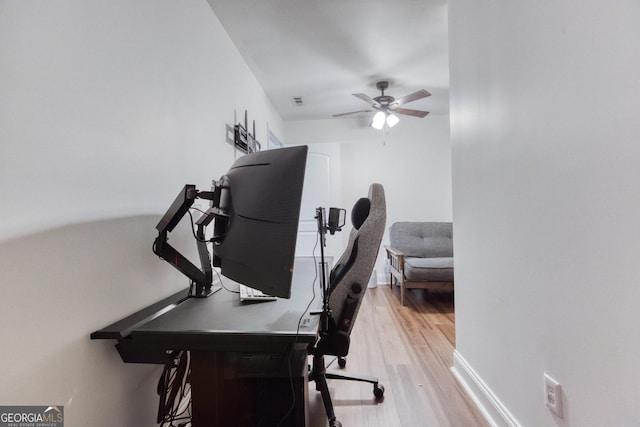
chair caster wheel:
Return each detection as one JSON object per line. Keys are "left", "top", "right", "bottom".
{"left": 373, "top": 383, "right": 385, "bottom": 399}
{"left": 330, "top": 419, "right": 343, "bottom": 427}
{"left": 337, "top": 357, "right": 346, "bottom": 368}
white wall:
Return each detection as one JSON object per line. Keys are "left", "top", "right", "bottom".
{"left": 449, "top": 1, "right": 640, "bottom": 426}
{"left": 285, "top": 115, "right": 452, "bottom": 282}
{"left": 0, "top": 1, "right": 282, "bottom": 426}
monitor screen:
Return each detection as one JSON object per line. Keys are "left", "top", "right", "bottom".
{"left": 211, "top": 145, "right": 308, "bottom": 298}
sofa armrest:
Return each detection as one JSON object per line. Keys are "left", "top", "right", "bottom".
{"left": 385, "top": 245, "right": 405, "bottom": 286}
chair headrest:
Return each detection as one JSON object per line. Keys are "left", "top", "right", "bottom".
{"left": 351, "top": 198, "right": 371, "bottom": 230}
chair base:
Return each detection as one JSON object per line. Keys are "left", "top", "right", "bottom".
{"left": 309, "top": 353, "right": 385, "bottom": 426}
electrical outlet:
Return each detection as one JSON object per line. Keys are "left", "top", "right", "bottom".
{"left": 544, "top": 373, "right": 563, "bottom": 418}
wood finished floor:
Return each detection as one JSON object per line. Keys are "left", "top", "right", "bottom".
{"left": 307, "top": 285, "right": 489, "bottom": 427}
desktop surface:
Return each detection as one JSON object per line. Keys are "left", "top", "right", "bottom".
{"left": 131, "top": 270, "right": 321, "bottom": 352}
{"left": 92, "top": 256, "right": 324, "bottom": 360}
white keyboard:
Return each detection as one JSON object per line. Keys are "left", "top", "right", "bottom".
{"left": 239, "top": 284, "right": 277, "bottom": 302}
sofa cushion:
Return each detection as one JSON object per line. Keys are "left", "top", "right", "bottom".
{"left": 389, "top": 222, "right": 453, "bottom": 258}
{"left": 404, "top": 257, "right": 454, "bottom": 282}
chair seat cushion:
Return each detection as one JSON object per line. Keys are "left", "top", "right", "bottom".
{"left": 404, "top": 257, "right": 454, "bottom": 282}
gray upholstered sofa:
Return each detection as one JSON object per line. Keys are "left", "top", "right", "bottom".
{"left": 385, "top": 222, "right": 454, "bottom": 306}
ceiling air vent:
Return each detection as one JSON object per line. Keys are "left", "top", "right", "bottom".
{"left": 291, "top": 96, "right": 304, "bottom": 106}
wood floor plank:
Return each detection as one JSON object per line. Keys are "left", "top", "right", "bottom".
{"left": 308, "top": 285, "right": 489, "bottom": 427}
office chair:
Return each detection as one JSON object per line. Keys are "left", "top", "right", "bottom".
{"left": 309, "top": 183, "right": 386, "bottom": 427}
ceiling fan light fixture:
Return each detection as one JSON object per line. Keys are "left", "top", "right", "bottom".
{"left": 386, "top": 113, "right": 399, "bottom": 128}
{"left": 371, "top": 110, "right": 386, "bottom": 130}
{"left": 337, "top": 81, "right": 430, "bottom": 128}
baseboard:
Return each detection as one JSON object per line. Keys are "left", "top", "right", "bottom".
{"left": 450, "top": 350, "right": 522, "bottom": 427}
{"left": 376, "top": 271, "right": 389, "bottom": 285}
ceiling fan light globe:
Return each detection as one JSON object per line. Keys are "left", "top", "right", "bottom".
{"left": 386, "top": 113, "right": 400, "bottom": 128}
{"left": 371, "top": 111, "right": 386, "bottom": 129}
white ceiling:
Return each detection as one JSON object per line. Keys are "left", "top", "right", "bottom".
{"left": 207, "top": 0, "right": 450, "bottom": 122}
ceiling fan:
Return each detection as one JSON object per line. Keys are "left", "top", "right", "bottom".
{"left": 333, "top": 81, "right": 430, "bottom": 129}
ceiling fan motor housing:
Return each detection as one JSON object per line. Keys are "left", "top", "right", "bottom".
{"left": 376, "top": 80, "right": 389, "bottom": 91}
{"left": 375, "top": 95, "right": 395, "bottom": 106}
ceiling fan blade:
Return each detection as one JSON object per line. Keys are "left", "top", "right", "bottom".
{"left": 392, "top": 89, "right": 431, "bottom": 106}
{"left": 353, "top": 93, "right": 381, "bottom": 108}
{"left": 332, "top": 109, "right": 373, "bottom": 117}
{"left": 393, "top": 108, "right": 430, "bottom": 118}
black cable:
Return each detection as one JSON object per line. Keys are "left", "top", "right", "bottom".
{"left": 277, "top": 234, "right": 320, "bottom": 426}
{"left": 211, "top": 264, "right": 240, "bottom": 294}
{"left": 190, "top": 206, "right": 207, "bottom": 215}
{"left": 186, "top": 209, "right": 210, "bottom": 243}
{"left": 169, "top": 352, "right": 192, "bottom": 425}
{"left": 157, "top": 351, "right": 192, "bottom": 427}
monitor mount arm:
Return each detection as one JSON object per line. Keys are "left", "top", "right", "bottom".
{"left": 153, "top": 183, "right": 227, "bottom": 298}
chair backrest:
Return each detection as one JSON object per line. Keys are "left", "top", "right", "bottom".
{"left": 389, "top": 221, "right": 453, "bottom": 258}
{"left": 327, "top": 183, "right": 386, "bottom": 337}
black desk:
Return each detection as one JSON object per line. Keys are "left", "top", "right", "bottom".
{"left": 92, "top": 257, "right": 323, "bottom": 426}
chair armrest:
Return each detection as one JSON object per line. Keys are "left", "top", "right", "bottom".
{"left": 385, "top": 245, "right": 405, "bottom": 279}
{"left": 385, "top": 245, "right": 404, "bottom": 259}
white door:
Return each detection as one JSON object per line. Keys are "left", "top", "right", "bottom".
{"left": 296, "top": 143, "right": 341, "bottom": 263}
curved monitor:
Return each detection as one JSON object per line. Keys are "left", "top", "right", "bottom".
{"left": 211, "top": 145, "right": 308, "bottom": 299}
